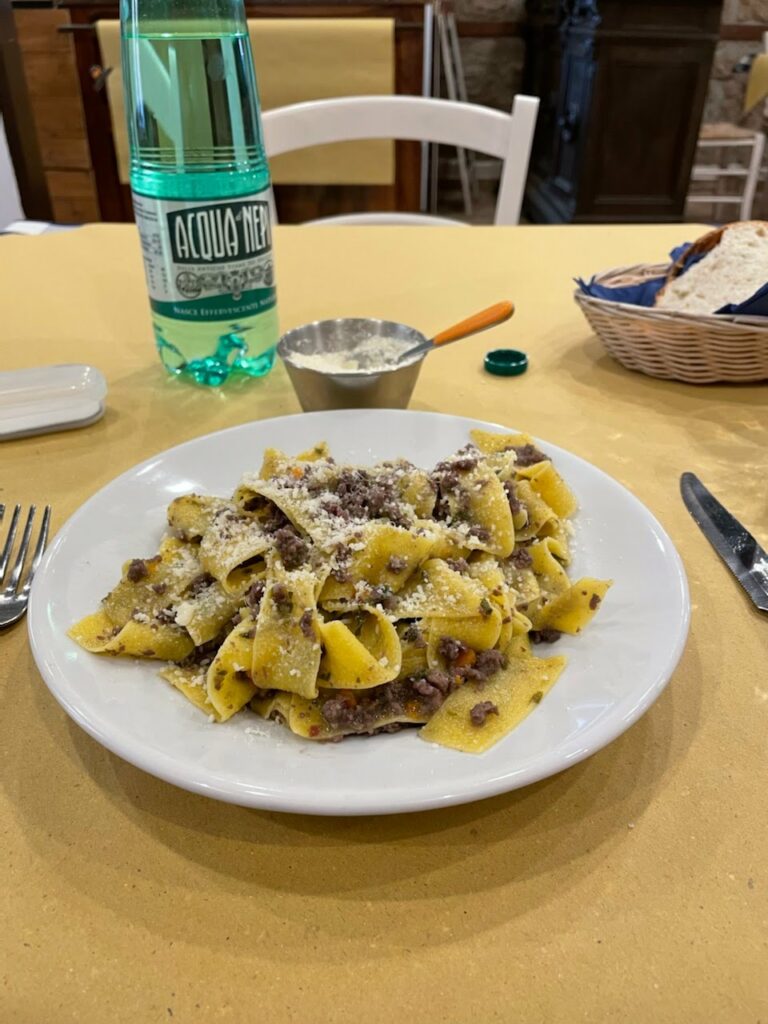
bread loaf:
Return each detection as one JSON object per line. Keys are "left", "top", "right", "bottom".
{"left": 655, "top": 221, "right": 768, "bottom": 315}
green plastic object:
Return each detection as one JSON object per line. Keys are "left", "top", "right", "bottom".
{"left": 484, "top": 348, "right": 528, "bottom": 377}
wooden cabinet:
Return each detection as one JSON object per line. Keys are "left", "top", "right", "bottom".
{"left": 523, "top": 0, "right": 723, "bottom": 223}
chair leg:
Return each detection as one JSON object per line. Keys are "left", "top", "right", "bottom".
{"left": 741, "top": 133, "right": 765, "bottom": 220}
{"left": 438, "top": 12, "right": 472, "bottom": 218}
{"left": 428, "top": 17, "right": 442, "bottom": 215}
{"left": 445, "top": 11, "right": 478, "bottom": 199}
{"left": 420, "top": 2, "right": 436, "bottom": 213}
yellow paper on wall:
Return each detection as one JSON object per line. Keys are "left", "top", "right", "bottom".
{"left": 744, "top": 53, "right": 768, "bottom": 114}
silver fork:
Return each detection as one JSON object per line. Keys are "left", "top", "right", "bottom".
{"left": 0, "top": 503, "right": 52, "bottom": 629}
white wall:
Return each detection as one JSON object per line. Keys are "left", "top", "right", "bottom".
{"left": 0, "top": 117, "right": 24, "bottom": 227}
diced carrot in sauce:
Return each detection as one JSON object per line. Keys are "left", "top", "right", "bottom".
{"left": 455, "top": 648, "right": 476, "bottom": 668}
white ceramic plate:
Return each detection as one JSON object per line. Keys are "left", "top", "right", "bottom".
{"left": 28, "top": 411, "right": 689, "bottom": 816}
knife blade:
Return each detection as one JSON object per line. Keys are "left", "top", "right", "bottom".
{"left": 680, "top": 472, "right": 768, "bottom": 612}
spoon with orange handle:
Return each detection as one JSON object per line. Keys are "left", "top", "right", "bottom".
{"left": 396, "top": 300, "right": 515, "bottom": 363}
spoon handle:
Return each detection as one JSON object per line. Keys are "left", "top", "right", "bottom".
{"left": 431, "top": 300, "right": 514, "bottom": 347}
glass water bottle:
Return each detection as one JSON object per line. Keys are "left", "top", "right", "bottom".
{"left": 121, "top": 0, "right": 278, "bottom": 386}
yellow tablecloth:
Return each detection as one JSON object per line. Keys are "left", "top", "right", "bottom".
{"left": 97, "top": 18, "right": 395, "bottom": 187}
{"left": 1, "top": 224, "right": 767, "bottom": 1023}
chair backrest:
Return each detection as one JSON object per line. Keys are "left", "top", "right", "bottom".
{"left": 262, "top": 94, "right": 540, "bottom": 225}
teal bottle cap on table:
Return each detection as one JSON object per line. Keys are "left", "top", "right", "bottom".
{"left": 484, "top": 349, "right": 528, "bottom": 377}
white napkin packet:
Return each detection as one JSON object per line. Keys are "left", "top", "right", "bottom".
{"left": 0, "top": 364, "right": 107, "bottom": 441}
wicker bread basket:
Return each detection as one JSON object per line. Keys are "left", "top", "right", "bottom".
{"left": 574, "top": 263, "right": 768, "bottom": 384}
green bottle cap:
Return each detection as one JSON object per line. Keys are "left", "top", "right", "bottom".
{"left": 484, "top": 349, "right": 528, "bottom": 377}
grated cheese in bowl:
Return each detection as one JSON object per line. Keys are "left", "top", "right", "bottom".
{"left": 287, "top": 336, "right": 418, "bottom": 375}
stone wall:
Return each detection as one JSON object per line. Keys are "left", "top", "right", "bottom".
{"left": 692, "top": 0, "right": 767, "bottom": 219}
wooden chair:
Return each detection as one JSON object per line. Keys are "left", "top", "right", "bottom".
{"left": 688, "top": 31, "right": 768, "bottom": 221}
{"left": 261, "top": 94, "right": 540, "bottom": 226}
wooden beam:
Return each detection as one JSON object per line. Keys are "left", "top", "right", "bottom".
{"left": 719, "top": 23, "right": 767, "bottom": 42}
{"left": 456, "top": 20, "right": 522, "bottom": 38}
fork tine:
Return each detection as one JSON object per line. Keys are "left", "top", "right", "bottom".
{"left": 0, "top": 504, "right": 21, "bottom": 583}
{"left": 21, "top": 506, "right": 51, "bottom": 596}
{"left": 4, "top": 505, "right": 35, "bottom": 594}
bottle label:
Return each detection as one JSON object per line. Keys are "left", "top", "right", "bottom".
{"left": 132, "top": 189, "right": 276, "bottom": 323}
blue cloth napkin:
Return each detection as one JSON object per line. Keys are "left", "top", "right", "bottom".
{"left": 577, "top": 241, "right": 768, "bottom": 316}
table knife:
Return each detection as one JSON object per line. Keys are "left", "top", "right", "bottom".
{"left": 680, "top": 472, "right": 768, "bottom": 612}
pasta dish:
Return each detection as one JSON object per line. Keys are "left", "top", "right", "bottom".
{"left": 69, "top": 429, "right": 610, "bottom": 753}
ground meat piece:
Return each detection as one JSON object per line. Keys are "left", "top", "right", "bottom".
{"left": 387, "top": 555, "right": 408, "bottom": 573}
{"left": 272, "top": 525, "right": 309, "bottom": 570}
{"left": 470, "top": 701, "right": 499, "bottom": 726}
{"left": 151, "top": 581, "right": 168, "bottom": 595}
{"left": 430, "top": 452, "right": 479, "bottom": 523}
{"left": 479, "top": 597, "right": 494, "bottom": 617}
{"left": 445, "top": 557, "right": 470, "bottom": 574}
{"left": 320, "top": 498, "right": 351, "bottom": 522}
{"left": 366, "top": 584, "right": 397, "bottom": 611}
{"left": 530, "top": 627, "right": 562, "bottom": 644}
{"left": 299, "top": 609, "right": 315, "bottom": 638}
{"left": 509, "top": 547, "right": 533, "bottom": 569}
{"left": 245, "top": 579, "right": 265, "bottom": 616}
{"left": 320, "top": 677, "right": 430, "bottom": 734}
{"left": 434, "top": 447, "right": 479, "bottom": 476}
{"left": 186, "top": 572, "right": 216, "bottom": 598}
{"left": 434, "top": 468, "right": 461, "bottom": 496}
{"left": 126, "top": 558, "right": 149, "bottom": 583}
{"left": 324, "top": 469, "right": 408, "bottom": 526}
{"left": 412, "top": 682, "right": 444, "bottom": 713}
{"left": 468, "top": 525, "right": 491, "bottom": 544}
{"left": 329, "top": 543, "right": 352, "bottom": 582}
{"left": 271, "top": 582, "right": 293, "bottom": 615}
{"left": 503, "top": 480, "right": 522, "bottom": 516}
{"left": 455, "top": 648, "right": 508, "bottom": 683}
{"left": 437, "top": 636, "right": 467, "bottom": 664}
{"left": 589, "top": 593, "right": 602, "bottom": 610}
{"left": 510, "top": 443, "right": 549, "bottom": 467}
{"left": 424, "top": 668, "right": 452, "bottom": 693}
{"left": 321, "top": 697, "right": 369, "bottom": 731}
{"left": 155, "top": 607, "right": 176, "bottom": 624}
{"left": 402, "top": 623, "right": 427, "bottom": 648}
{"left": 472, "top": 648, "right": 507, "bottom": 678}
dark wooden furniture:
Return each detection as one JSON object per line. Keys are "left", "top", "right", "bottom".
{"left": 0, "top": 0, "right": 53, "bottom": 219}
{"left": 10, "top": 0, "right": 428, "bottom": 223}
{"left": 523, "top": 0, "right": 723, "bottom": 223}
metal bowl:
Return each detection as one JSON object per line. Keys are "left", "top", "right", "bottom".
{"left": 278, "top": 318, "right": 426, "bottom": 412}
